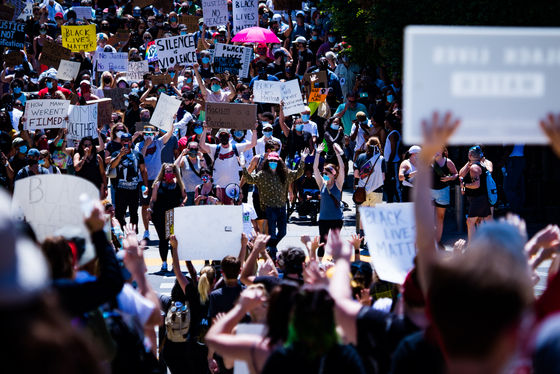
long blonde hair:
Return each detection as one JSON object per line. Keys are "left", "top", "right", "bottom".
{"left": 153, "top": 163, "right": 186, "bottom": 193}
{"left": 198, "top": 266, "right": 216, "bottom": 304}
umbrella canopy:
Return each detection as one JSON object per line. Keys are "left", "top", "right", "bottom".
{"left": 231, "top": 27, "right": 281, "bottom": 43}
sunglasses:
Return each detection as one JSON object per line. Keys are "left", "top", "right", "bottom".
{"left": 83, "top": 143, "right": 93, "bottom": 147}
{"left": 144, "top": 132, "right": 155, "bottom": 136}
{"left": 189, "top": 148, "right": 198, "bottom": 151}
{"left": 347, "top": 100, "right": 356, "bottom": 103}
{"left": 144, "top": 37, "right": 152, "bottom": 40}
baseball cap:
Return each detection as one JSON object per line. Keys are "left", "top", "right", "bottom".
{"left": 27, "top": 148, "right": 40, "bottom": 157}
{"left": 356, "top": 111, "right": 367, "bottom": 120}
{"left": 55, "top": 12, "right": 63, "bottom": 19}
{"left": 108, "top": 5, "right": 116, "bottom": 14}
{"left": 123, "top": 92, "right": 140, "bottom": 102}
{"left": 217, "top": 128, "right": 230, "bottom": 135}
{"left": 263, "top": 123, "right": 273, "bottom": 130}
{"left": 272, "top": 14, "right": 281, "bottom": 22}
{"left": 268, "top": 152, "right": 280, "bottom": 161}
{"left": 12, "top": 137, "right": 26, "bottom": 147}
{"left": 80, "top": 80, "right": 91, "bottom": 86}
{"left": 120, "top": 133, "right": 132, "bottom": 140}
{"left": 408, "top": 145, "right": 422, "bottom": 154}
{"left": 296, "top": 10, "right": 304, "bottom": 17}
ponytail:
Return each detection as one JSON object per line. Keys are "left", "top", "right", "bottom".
{"left": 198, "top": 266, "right": 216, "bottom": 305}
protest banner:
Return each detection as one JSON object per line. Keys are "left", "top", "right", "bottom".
{"left": 151, "top": 73, "right": 172, "bottom": 85}
{"left": 0, "top": 20, "right": 25, "bottom": 49}
{"left": 272, "top": 0, "right": 299, "bottom": 10}
{"left": 56, "top": 60, "right": 81, "bottom": 81}
{"left": 103, "top": 87, "right": 131, "bottom": 110}
{"left": 165, "top": 209, "right": 174, "bottom": 239}
{"left": 39, "top": 40, "right": 71, "bottom": 69}
{"left": 232, "top": 0, "right": 257, "bottom": 34}
{"left": 360, "top": 203, "right": 416, "bottom": 284}
{"left": 62, "top": 24, "right": 96, "bottom": 52}
{"left": 206, "top": 102, "right": 256, "bottom": 130}
{"left": 150, "top": 93, "right": 181, "bottom": 132}
{"left": 73, "top": 6, "right": 92, "bottom": 20}
{"left": 15, "top": 0, "right": 33, "bottom": 21}
{"left": 180, "top": 15, "right": 199, "bottom": 33}
{"left": 253, "top": 80, "right": 282, "bottom": 103}
{"left": 202, "top": 0, "right": 228, "bottom": 27}
{"left": 309, "top": 87, "right": 328, "bottom": 102}
{"left": 174, "top": 205, "right": 243, "bottom": 260}
{"left": 404, "top": 26, "right": 560, "bottom": 145}
{"left": 13, "top": 175, "right": 99, "bottom": 242}
{"left": 127, "top": 60, "right": 149, "bottom": 82}
{"left": 213, "top": 43, "right": 252, "bottom": 77}
{"left": 280, "top": 79, "right": 306, "bottom": 116}
{"left": 155, "top": 34, "right": 196, "bottom": 69}
{"left": 67, "top": 103, "right": 98, "bottom": 140}
{"left": 0, "top": 5, "right": 15, "bottom": 21}
{"left": 96, "top": 52, "right": 128, "bottom": 72}
{"left": 86, "top": 98, "right": 112, "bottom": 127}
{"left": 5, "top": 51, "right": 22, "bottom": 67}
{"left": 24, "top": 100, "right": 70, "bottom": 131}
{"left": 156, "top": 28, "right": 166, "bottom": 40}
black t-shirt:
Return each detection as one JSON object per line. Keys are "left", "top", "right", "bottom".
{"left": 207, "top": 283, "right": 244, "bottom": 320}
{"left": 9, "top": 155, "right": 28, "bottom": 176}
{"left": 267, "top": 62, "right": 285, "bottom": 75}
{"left": 389, "top": 330, "right": 445, "bottom": 374}
{"left": 198, "top": 66, "right": 214, "bottom": 79}
{"left": 288, "top": 130, "right": 312, "bottom": 159}
{"left": 111, "top": 150, "right": 145, "bottom": 190}
{"left": 296, "top": 49, "right": 314, "bottom": 76}
{"left": 125, "top": 107, "right": 141, "bottom": 134}
{"left": 309, "top": 39, "right": 323, "bottom": 56}
{"left": 0, "top": 163, "right": 9, "bottom": 189}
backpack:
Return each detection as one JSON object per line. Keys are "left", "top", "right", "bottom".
{"left": 165, "top": 301, "right": 191, "bottom": 343}
{"left": 213, "top": 143, "right": 239, "bottom": 163}
{"left": 486, "top": 169, "right": 498, "bottom": 205}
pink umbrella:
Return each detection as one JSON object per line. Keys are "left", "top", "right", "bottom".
{"left": 231, "top": 27, "right": 281, "bottom": 44}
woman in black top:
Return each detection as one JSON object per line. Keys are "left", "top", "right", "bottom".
{"left": 430, "top": 148, "right": 458, "bottom": 250}
{"left": 73, "top": 136, "right": 107, "bottom": 197}
{"left": 323, "top": 116, "right": 345, "bottom": 166}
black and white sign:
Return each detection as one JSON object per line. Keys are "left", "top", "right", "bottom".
{"left": 213, "top": 43, "right": 252, "bottom": 77}
{"left": 0, "top": 21, "right": 26, "bottom": 49}
{"left": 156, "top": 34, "right": 197, "bottom": 69}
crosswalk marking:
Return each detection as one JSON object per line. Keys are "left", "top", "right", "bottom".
{"left": 160, "top": 283, "right": 174, "bottom": 289}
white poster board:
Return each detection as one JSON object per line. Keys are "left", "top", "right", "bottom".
{"left": 24, "top": 100, "right": 69, "bottom": 130}
{"left": 360, "top": 203, "right": 416, "bottom": 284}
{"left": 403, "top": 26, "right": 560, "bottom": 145}
{"left": 67, "top": 104, "right": 98, "bottom": 140}
{"left": 175, "top": 205, "right": 243, "bottom": 260}
{"left": 213, "top": 43, "right": 252, "bottom": 78}
{"left": 16, "top": 0, "right": 33, "bottom": 21}
{"left": 150, "top": 93, "right": 182, "bottom": 133}
{"left": 96, "top": 52, "right": 128, "bottom": 72}
{"left": 56, "top": 60, "right": 81, "bottom": 81}
{"left": 73, "top": 6, "right": 93, "bottom": 20}
{"left": 202, "top": 0, "right": 228, "bottom": 27}
{"left": 280, "top": 79, "right": 306, "bottom": 116}
{"left": 155, "top": 34, "right": 197, "bottom": 69}
{"left": 127, "top": 60, "right": 149, "bottom": 82}
{"left": 233, "top": 324, "right": 266, "bottom": 374}
{"left": 232, "top": 0, "right": 257, "bottom": 34}
{"left": 253, "top": 80, "right": 282, "bottom": 103}
{"left": 12, "top": 175, "right": 99, "bottom": 242}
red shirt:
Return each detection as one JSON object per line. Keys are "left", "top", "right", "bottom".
{"left": 38, "top": 86, "right": 72, "bottom": 99}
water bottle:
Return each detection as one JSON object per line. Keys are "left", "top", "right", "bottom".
{"left": 142, "top": 185, "right": 148, "bottom": 199}
{"left": 175, "top": 301, "right": 183, "bottom": 308}
{"left": 502, "top": 167, "right": 507, "bottom": 177}
{"left": 293, "top": 151, "right": 300, "bottom": 169}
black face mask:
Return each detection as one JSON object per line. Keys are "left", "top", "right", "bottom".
{"left": 27, "top": 158, "right": 38, "bottom": 166}
{"left": 219, "top": 135, "right": 229, "bottom": 145}
{"left": 242, "top": 93, "right": 250, "bottom": 100}
{"left": 103, "top": 77, "right": 111, "bottom": 84}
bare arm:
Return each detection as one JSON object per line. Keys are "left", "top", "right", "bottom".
{"left": 240, "top": 234, "right": 269, "bottom": 285}
{"left": 170, "top": 235, "right": 190, "bottom": 293}
{"left": 278, "top": 105, "right": 290, "bottom": 137}
{"left": 313, "top": 144, "right": 324, "bottom": 189}
{"left": 193, "top": 63, "right": 208, "bottom": 98}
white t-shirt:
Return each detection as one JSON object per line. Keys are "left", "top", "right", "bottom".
{"left": 242, "top": 203, "right": 258, "bottom": 239}
{"left": 351, "top": 122, "right": 371, "bottom": 153}
{"left": 302, "top": 120, "right": 318, "bottom": 137}
{"left": 206, "top": 90, "right": 230, "bottom": 103}
{"left": 135, "top": 136, "right": 164, "bottom": 180}
{"left": 117, "top": 283, "right": 156, "bottom": 327}
{"left": 232, "top": 130, "right": 254, "bottom": 171}
{"left": 208, "top": 141, "right": 250, "bottom": 187}
{"left": 256, "top": 135, "right": 282, "bottom": 156}
{"left": 174, "top": 111, "right": 194, "bottom": 138}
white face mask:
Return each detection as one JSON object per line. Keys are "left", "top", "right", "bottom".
{"left": 116, "top": 131, "right": 124, "bottom": 139}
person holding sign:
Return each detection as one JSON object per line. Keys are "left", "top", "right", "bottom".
{"left": 431, "top": 148, "right": 458, "bottom": 249}
{"left": 74, "top": 136, "right": 107, "bottom": 197}
{"left": 193, "top": 63, "right": 236, "bottom": 103}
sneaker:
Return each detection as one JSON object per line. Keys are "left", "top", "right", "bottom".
{"left": 142, "top": 230, "right": 150, "bottom": 241}
{"left": 160, "top": 262, "right": 168, "bottom": 272}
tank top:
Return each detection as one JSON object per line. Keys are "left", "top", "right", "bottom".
{"left": 75, "top": 155, "right": 102, "bottom": 189}
{"left": 181, "top": 156, "right": 202, "bottom": 192}
{"left": 383, "top": 130, "right": 401, "bottom": 163}
{"left": 402, "top": 161, "right": 416, "bottom": 188}
{"left": 464, "top": 163, "right": 487, "bottom": 198}
{"left": 196, "top": 184, "right": 219, "bottom": 205}
{"left": 153, "top": 183, "right": 183, "bottom": 214}
{"left": 319, "top": 184, "right": 343, "bottom": 221}
{"left": 431, "top": 157, "right": 451, "bottom": 190}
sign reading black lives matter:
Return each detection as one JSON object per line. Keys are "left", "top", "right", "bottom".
{"left": 0, "top": 21, "right": 26, "bottom": 49}
{"left": 213, "top": 43, "right": 252, "bottom": 78}
{"left": 404, "top": 26, "right": 560, "bottom": 145}
{"left": 156, "top": 34, "right": 196, "bottom": 69}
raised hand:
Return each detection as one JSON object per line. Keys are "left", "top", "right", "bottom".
{"left": 540, "top": 114, "right": 560, "bottom": 158}
{"left": 419, "top": 112, "right": 460, "bottom": 164}
{"left": 238, "top": 287, "right": 267, "bottom": 312}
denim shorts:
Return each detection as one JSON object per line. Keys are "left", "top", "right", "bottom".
{"left": 430, "top": 186, "right": 450, "bottom": 207}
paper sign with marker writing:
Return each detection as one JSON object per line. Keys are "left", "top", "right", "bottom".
{"left": 403, "top": 26, "right": 560, "bottom": 145}
{"left": 24, "top": 100, "right": 70, "bottom": 131}
{"left": 213, "top": 43, "right": 252, "bottom": 77}
{"left": 202, "top": 0, "right": 228, "bottom": 27}
{"left": 253, "top": 81, "right": 282, "bottom": 103}
{"left": 62, "top": 24, "right": 96, "bottom": 52}
{"left": 56, "top": 60, "right": 81, "bottom": 81}
{"left": 233, "top": 0, "right": 257, "bottom": 34}
{"left": 127, "top": 60, "right": 149, "bottom": 82}
{"left": 0, "top": 20, "right": 25, "bottom": 49}
{"left": 309, "top": 88, "right": 328, "bottom": 102}
{"left": 150, "top": 93, "right": 181, "bottom": 133}
{"left": 39, "top": 40, "right": 71, "bottom": 69}
{"left": 155, "top": 34, "right": 196, "bottom": 69}
{"left": 97, "top": 52, "right": 128, "bottom": 72}
{"left": 360, "top": 203, "right": 416, "bottom": 284}
{"left": 87, "top": 98, "right": 112, "bottom": 127}
{"left": 73, "top": 6, "right": 92, "bottom": 20}
{"left": 12, "top": 175, "right": 99, "bottom": 242}
{"left": 180, "top": 15, "right": 199, "bottom": 33}
{"left": 281, "top": 79, "right": 306, "bottom": 116}
{"left": 67, "top": 104, "right": 98, "bottom": 140}
{"left": 206, "top": 102, "right": 256, "bottom": 129}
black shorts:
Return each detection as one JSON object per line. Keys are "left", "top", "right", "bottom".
{"left": 467, "top": 194, "right": 491, "bottom": 218}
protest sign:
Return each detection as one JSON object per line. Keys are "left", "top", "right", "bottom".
{"left": 253, "top": 80, "right": 282, "bottom": 103}
{"left": 309, "top": 87, "right": 328, "bottom": 102}
{"left": 304, "top": 71, "right": 328, "bottom": 89}
{"left": 213, "top": 43, "right": 252, "bottom": 77}
{"left": 165, "top": 209, "right": 174, "bottom": 239}
{"left": 97, "top": 52, "right": 128, "bottom": 72}
{"left": 180, "top": 15, "right": 199, "bottom": 33}
{"left": 16, "top": 0, "right": 33, "bottom": 21}
{"left": 62, "top": 24, "right": 96, "bottom": 52}
{"left": 56, "top": 60, "right": 81, "bottom": 81}
{"left": 127, "top": 60, "right": 149, "bottom": 82}
{"left": 5, "top": 51, "right": 22, "bottom": 67}
{"left": 206, "top": 102, "right": 256, "bottom": 129}
{"left": 202, "top": 0, "right": 228, "bottom": 27}
{"left": 107, "top": 29, "right": 129, "bottom": 46}
{"left": 6, "top": 0, "right": 25, "bottom": 21}
{"left": 0, "top": 20, "right": 25, "bottom": 49}
{"left": 174, "top": 205, "right": 243, "bottom": 260}
{"left": 73, "top": 6, "right": 92, "bottom": 20}
{"left": 24, "top": 100, "right": 70, "bottom": 131}
{"left": 87, "top": 98, "right": 112, "bottom": 127}
{"left": 67, "top": 103, "right": 98, "bottom": 140}
{"left": 0, "top": 5, "right": 15, "bottom": 21}
{"left": 232, "top": 0, "right": 257, "bottom": 34}
{"left": 155, "top": 34, "right": 196, "bottom": 69}
{"left": 39, "top": 40, "right": 71, "bottom": 69}
{"left": 280, "top": 79, "right": 306, "bottom": 116}
{"left": 103, "top": 87, "right": 131, "bottom": 110}
{"left": 360, "top": 203, "right": 416, "bottom": 284}
{"left": 150, "top": 93, "right": 181, "bottom": 133}
{"left": 403, "top": 26, "right": 560, "bottom": 145}
{"left": 151, "top": 73, "right": 172, "bottom": 85}
{"left": 13, "top": 175, "right": 99, "bottom": 242}
{"left": 272, "top": 0, "right": 299, "bottom": 10}
{"left": 145, "top": 41, "right": 158, "bottom": 62}
{"left": 156, "top": 28, "right": 166, "bottom": 40}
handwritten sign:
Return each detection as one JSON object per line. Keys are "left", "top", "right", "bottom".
{"left": 233, "top": 0, "right": 257, "bottom": 34}
{"left": 39, "top": 40, "right": 71, "bottom": 69}
{"left": 165, "top": 209, "right": 174, "bottom": 239}
{"left": 5, "top": 51, "right": 22, "bottom": 67}
{"left": 253, "top": 80, "right": 282, "bottom": 103}
{"left": 213, "top": 43, "right": 252, "bottom": 78}
{"left": 16, "top": 0, "right": 33, "bottom": 21}
{"left": 180, "top": 15, "right": 199, "bottom": 33}
{"left": 56, "top": 60, "right": 81, "bottom": 81}
{"left": 73, "top": 6, "right": 92, "bottom": 20}
{"left": 62, "top": 24, "right": 96, "bottom": 52}
{"left": 202, "top": 0, "right": 228, "bottom": 27}
{"left": 309, "top": 88, "right": 328, "bottom": 102}
{"left": 24, "top": 100, "right": 70, "bottom": 131}
{"left": 151, "top": 73, "right": 172, "bottom": 85}
{"left": 127, "top": 60, "right": 149, "bottom": 82}
{"left": 97, "top": 52, "right": 128, "bottom": 72}
{"left": 281, "top": 79, "right": 306, "bottom": 116}
{"left": 103, "top": 87, "right": 131, "bottom": 110}
{"left": 206, "top": 102, "right": 256, "bottom": 130}
{"left": 360, "top": 203, "right": 416, "bottom": 284}
{"left": 67, "top": 104, "right": 98, "bottom": 140}
{"left": 150, "top": 93, "right": 181, "bottom": 133}
{"left": 0, "top": 20, "right": 25, "bottom": 49}
{"left": 156, "top": 34, "right": 196, "bottom": 69}
{"left": 87, "top": 98, "right": 112, "bottom": 127}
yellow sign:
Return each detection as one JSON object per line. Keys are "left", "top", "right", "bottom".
{"left": 309, "top": 87, "right": 328, "bottom": 103}
{"left": 62, "top": 25, "right": 96, "bottom": 52}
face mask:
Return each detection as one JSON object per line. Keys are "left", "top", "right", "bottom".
{"left": 199, "top": 25, "right": 204, "bottom": 31}
{"left": 330, "top": 124, "right": 339, "bottom": 131}
{"left": 144, "top": 135, "right": 154, "bottom": 142}
{"left": 181, "top": 31, "right": 187, "bottom": 35}
{"left": 257, "top": 49, "right": 267, "bottom": 56}
{"left": 295, "top": 124, "right": 304, "bottom": 131}
{"left": 328, "top": 36, "right": 336, "bottom": 43}
{"left": 312, "top": 35, "right": 318, "bottom": 41}
{"left": 30, "top": 78, "right": 38, "bottom": 84}
{"left": 116, "top": 131, "right": 124, "bottom": 138}
{"left": 233, "top": 130, "right": 243, "bottom": 138}
{"left": 387, "top": 95, "right": 394, "bottom": 103}
{"left": 242, "top": 93, "right": 250, "bottom": 100}
{"left": 13, "top": 87, "right": 21, "bottom": 94}
{"left": 131, "top": 87, "right": 139, "bottom": 94}
{"left": 40, "top": 29, "right": 46, "bottom": 34}
{"left": 170, "top": 17, "right": 177, "bottom": 23}
{"left": 27, "top": 158, "right": 37, "bottom": 166}
{"left": 186, "top": 78, "right": 193, "bottom": 83}
{"left": 268, "top": 161, "right": 277, "bottom": 170}
{"left": 141, "top": 116, "right": 150, "bottom": 122}
{"left": 69, "top": 18, "right": 75, "bottom": 23}
{"left": 38, "top": 159, "right": 45, "bottom": 165}
{"left": 301, "top": 114, "right": 310, "bottom": 122}
{"left": 201, "top": 175, "right": 210, "bottom": 183}
{"left": 101, "top": 25, "right": 109, "bottom": 30}
{"left": 46, "top": 82, "right": 53, "bottom": 89}
{"left": 103, "top": 77, "right": 111, "bottom": 84}
{"left": 194, "top": 127, "right": 203, "bottom": 135}
{"left": 219, "top": 135, "right": 229, "bottom": 144}
{"left": 164, "top": 172, "right": 175, "bottom": 182}
{"left": 202, "top": 57, "right": 210, "bottom": 64}
{"left": 169, "top": 72, "right": 175, "bottom": 78}
{"left": 211, "top": 84, "right": 221, "bottom": 93}
{"left": 263, "top": 130, "right": 272, "bottom": 138}
{"left": 323, "top": 174, "right": 330, "bottom": 182}
{"left": 19, "top": 146, "right": 27, "bottom": 153}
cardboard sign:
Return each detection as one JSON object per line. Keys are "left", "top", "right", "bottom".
{"left": 127, "top": 60, "right": 149, "bottom": 82}
{"left": 309, "top": 87, "right": 328, "bottom": 102}
{"left": 232, "top": 0, "right": 257, "bottom": 34}
{"left": 206, "top": 102, "right": 257, "bottom": 129}
{"left": 103, "top": 87, "right": 131, "bottom": 110}
{"left": 16, "top": 0, "right": 33, "bottom": 21}
{"left": 281, "top": 79, "right": 306, "bottom": 116}
{"left": 202, "top": 0, "right": 228, "bottom": 27}
{"left": 165, "top": 208, "right": 174, "bottom": 239}
{"left": 403, "top": 26, "right": 560, "bottom": 145}
{"left": 153, "top": 0, "right": 173, "bottom": 13}
{"left": 272, "top": 0, "right": 300, "bottom": 10}
{"left": 39, "top": 41, "right": 72, "bottom": 69}
{"left": 67, "top": 104, "right": 98, "bottom": 140}
{"left": 156, "top": 28, "right": 166, "bottom": 40}
{"left": 12, "top": 175, "right": 99, "bottom": 242}
{"left": 56, "top": 60, "right": 81, "bottom": 81}
{"left": 107, "top": 30, "right": 129, "bottom": 45}
{"left": 180, "top": 15, "right": 199, "bottom": 33}
{"left": 5, "top": 51, "right": 22, "bottom": 67}
{"left": 0, "top": 20, "right": 25, "bottom": 49}
{"left": 213, "top": 43, "right": 252, "bottom": 78}
{"left": 0, "top": 4, "right": 15, "bottom": 21}
{"left": 360, "top": 203, "right": 416, "bottom": 285}
{"left": 62, "top": 24, "right": 96, "bottom": 52}
{"left": 150, "top": 93, "right": 181, "bottom": 132}
{"left": 24, "top": 100, "right": 70, "bottom": 131}
{"left": 304, "top": 70, "right": 328, "bottom": 99}
{"left": 73, "top": 6, "right": 92, "bottom": 20}
{"left": 156, "top": 34, "right": 196, "bottom": 69}
{"left": 174, "top": 205, "right": 243, "bottom": 260}
{"left": 151, "top": 73, "right": 172, "bottom": 85}
{"left": 96, "top": 52, "right": 128, "bottom": 72}
{"left": 253, "top": 80, "right": 282, "bottom": 103}
{"left": 87, "top": 98, "right": 112, "bottom": 127}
